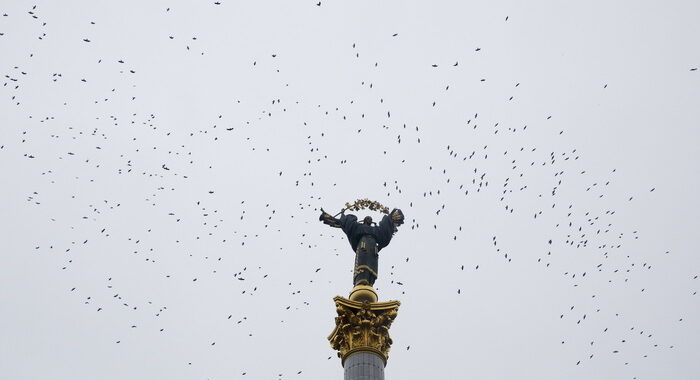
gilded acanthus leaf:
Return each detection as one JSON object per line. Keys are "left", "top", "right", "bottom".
{"left": 328, "top": 297, "right": 400, "bottom": 364}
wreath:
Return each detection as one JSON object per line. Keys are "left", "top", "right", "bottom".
{"left": 343, "top": 198, "right": 390, "bottom": 214}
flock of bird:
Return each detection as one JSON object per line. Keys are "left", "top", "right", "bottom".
{"left": 1, "top": 2, "right": 697, "bottom": 380}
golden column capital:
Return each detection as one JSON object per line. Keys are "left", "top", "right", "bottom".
{"left": 328, "top": 296, "right": 400, "bottom": 366}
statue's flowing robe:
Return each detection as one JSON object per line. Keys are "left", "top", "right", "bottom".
{"left": 339, "top": 214, "right": 397, "bottom": 252}
{"left": 338, "top": 213, "right": 399, "bottom": 286}
{"left": 320, "top": 208, "right": 404, "bottom": 286}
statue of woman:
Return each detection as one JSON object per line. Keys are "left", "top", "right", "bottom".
{"left": 319, "top": 208, "right": 404, "bottom": 286}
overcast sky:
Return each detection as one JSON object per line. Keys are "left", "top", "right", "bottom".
{"left": 1, "top": 1, "right": 699, "bottom": 379}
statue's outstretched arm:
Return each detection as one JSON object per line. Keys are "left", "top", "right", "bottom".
{"left": 390, "top": 208, "right": 404, "bottom": 226}
{"left": 319, "top": 208, "right": 342, "bottom": 228}
{"left": 376, "top": 210, "right": 403, "bottom": 250}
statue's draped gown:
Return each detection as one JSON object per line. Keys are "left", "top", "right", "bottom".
{"left": 320, "top": 209, "right": 403, "bottom": 286}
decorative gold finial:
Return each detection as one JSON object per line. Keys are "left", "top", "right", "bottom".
{"left": 349, "top": 285, "right": 378, "bottom": 303}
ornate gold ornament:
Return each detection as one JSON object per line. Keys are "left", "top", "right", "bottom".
{"left": 328, "top": 296, "right": 400, "bottom": 365}
{"left": 348, "top": 285, "right": 378, "bottom": 303}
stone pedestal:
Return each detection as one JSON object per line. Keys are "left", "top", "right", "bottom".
{"left": 328, "top": 289, "right": 400, "bottom": 380}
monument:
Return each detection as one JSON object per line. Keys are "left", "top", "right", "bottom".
{"left": 319, "top": 199, "right": 404, "bottom": 380}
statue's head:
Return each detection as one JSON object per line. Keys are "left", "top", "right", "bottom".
{"left": 363, "top": 216, "right": 372, "bottom": 225}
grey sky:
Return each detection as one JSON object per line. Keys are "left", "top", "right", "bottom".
{"left": 1, "top": 1, "right": 699, "bottom": 379}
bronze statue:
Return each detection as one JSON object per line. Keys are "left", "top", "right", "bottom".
{"left": 319, "top": 200, "right": 404, "bottom": 286}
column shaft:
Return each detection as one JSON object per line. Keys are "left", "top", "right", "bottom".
{"left": 344, "top": 351, "right": 385, "bottom": 380}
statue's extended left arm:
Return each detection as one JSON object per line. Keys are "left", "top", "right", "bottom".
{"left": 389, "top": 208, "right": 404, "bottom": 227}
{"left": 376, "top": 208, "right": 405, "bottom": 250}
